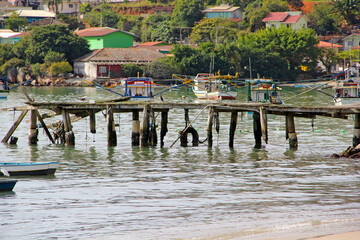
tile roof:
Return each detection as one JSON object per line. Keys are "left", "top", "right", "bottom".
{"left": 317, "top": 41, "right": 343, "bottom": 48}
{"left": 283, "top": 15, "right": 303, "bottom": 23}
{"left": 134, "top": 45, "right": 174, "bottom": 52}
{"left": 75, "top": 27, "right": 135, "bottom": 37}
{"left": 262, "top": 12, "right": 289, "bottom": 22}
{"left": 10, "top": 31, "right": 31, "bottom": 38}
{"left": 138, "top": 41, "right": 165, "bottom": 46}
{"left": 75, "top": 48, "right": 165, "bottom": 63}
{"left": 203, "top": 5, "right": 240, "bottom": 13}
{"left": 4, "top": 10, "right": 55, "bottom": 18}
{"left": 29, "top": 18, "right": 68, "bottom": 26}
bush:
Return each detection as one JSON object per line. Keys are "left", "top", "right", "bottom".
{"left": 121, "top": 63, "right": 143, "bottom": 77}
{"left": 146, "top": 57, "right": 175, "bottom": 79}
{"left": 49, "top": 62, "right": 73, "bottom": 76}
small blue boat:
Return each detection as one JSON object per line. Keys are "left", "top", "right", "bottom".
{"left": 0, "top": 77, "right": 10, "bottom": 99}
{"left": 0, "top": 180, "right": 18, "bottom": 191}
{"left": 0, "top": 162, "right": 58, "bottom": 176}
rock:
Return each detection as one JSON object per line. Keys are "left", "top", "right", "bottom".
{"left": 331, "top": 153, "right": 340, "bottom": 158}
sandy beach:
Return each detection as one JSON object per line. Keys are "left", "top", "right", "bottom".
{"left": 305, "top": 231, "right": 360, "bottom": 240}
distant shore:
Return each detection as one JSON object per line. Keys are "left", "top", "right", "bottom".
{"left": 305, "top": 231, "right": 360, "bottom": 240}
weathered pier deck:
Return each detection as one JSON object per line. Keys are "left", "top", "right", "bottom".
{"left": 2, "top": 100, "right": 360, "bottom": 150}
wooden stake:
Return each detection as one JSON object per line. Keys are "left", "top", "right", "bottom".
{"left": 107, "top": 105, "right": 117, "bottom": 147}
{"left": 160, "top": 111, "right": 168, "bottom": 148}
{"left": 353, "top": 113, "right": 360, "bottom": 147}
{"left": 29, "top": 110, "right": 38, "bottom": 145}
{"left": 62, "top": 109, "right": 75, "bottom": 146}
{"left": 35, "top": 110, "right": 55, "bottom": 144}
{"left": 1, "top": 110, "right": 28, "bottom": 143}
{"left": 229, "top": 111, "right": 238, "bottom": 148}
{"left": 132, "top": 110, "right": 140, "bottom": 146}
{"left": 260, "top": 107, "right": 268, "bottom": 144}
{"left": 253, "top": 111, "right": 262, "bottom": 148}
{"left": 149, "top": 108, "right": 157, "bottom": 146}
{"left": 207, "top": 107, "right": 214, "bottom": 148}
{"left": 90, "top": 108, "right": 96, "bottom": 134}
{"left": 286, "top": 113, "right": 297, "bottom": 150}
{"left": 140, "top": 105, "right": 150, "bottom": 147}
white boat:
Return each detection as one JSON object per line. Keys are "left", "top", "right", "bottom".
{"left": 0, "top": 162, "right": 58, "bottom": 176}
{"left": 246, "top": 79, "right": 283, "bottom": 104}
{"left": 333, "top": 68, "right": 360, "bottom": 105}
{"left": 192, "top": 73, "right": 237, "bottom": 100}
{"left": 123, "top": 77, "right": 156, "bottom": 101}
{"left": 0, "top": 77, "right": 10, "bottom": 99}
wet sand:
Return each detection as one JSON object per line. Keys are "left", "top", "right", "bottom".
{"left": 305, "top": 231, "right": 360, "bottom": 240}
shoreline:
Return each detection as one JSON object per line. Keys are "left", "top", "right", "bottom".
{"left": 304, "top": 231, "right": 360, "bottom": 240}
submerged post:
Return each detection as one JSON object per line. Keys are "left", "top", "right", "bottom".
{"left": 353, "top": 113, "right": 360, "bottom": 147}
{"left": 107, "top": 105, "right": 117, "bottom": 147}
{"left": 260, "top": 107, "right": 268, "bottom": 144}
{"left": 286, "top": 113, "right": 297, "bottom": 150}
{"left": 132, "top": 110, "right": 140, "bottom": 146}
{"left": 149, "top": 108, "right": 157, "bottom": 146}
{"left": 160, "top": 111, "right": 168, "bottom": 148}
{"left": 229, "top": 111, "right": 238, "bottom": 148}
{"left": 207, "top": 107, "right": 214, "bottom": 148}
{"left": 253, "top": 111, "right": 262, "bottom": 148}
{"left": 62, "top": 109, "right": 75, "bottom": 146}
{"left": 90, "top": 108, "right": 96, "bottom": 134}
{"left": 140, "top": 105, "right": 150, "bottom": 147}
{"left": 29, "top": 110, "right": 38, "bottom": 144}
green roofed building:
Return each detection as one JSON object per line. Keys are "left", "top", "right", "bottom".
{"left": 75, "top": 27, "right": 136, "bottom": 50}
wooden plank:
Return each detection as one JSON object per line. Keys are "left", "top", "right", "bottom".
{"left": 36, "top": 110, "right": 55, "bottom": 144}
{"left": 1, "top": 110, "right": 28, "bottom": 143}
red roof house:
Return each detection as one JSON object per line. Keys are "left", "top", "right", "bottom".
{"left": 262, "top": 11, "right": 309, "bottom": 30}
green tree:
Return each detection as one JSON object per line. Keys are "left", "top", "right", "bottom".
{"left": 121, "top": 63, "right": 143, "bottom": 77}
{"left": 308, "top": 3, "right": 340, "bottom": 35}
{"left": 43, "top": 0, "right": 65, "bottom": 14}
{"left": 83, "top": 3, "right": 119, "bottom": 28}
{"left": 1, "top": 58, "right": 24, "bottom": 80}
{"left": 330, "top": 0, "right": 360, "bottom": 25}
{"left": 4, "top": 13, "right": 28, "bottom": 32}
{"left": 141, "top": 14, "right": 174, "bottom": 43}
{"left": 49, "top": 61, "right": 73, "bottom": 76}
{"left": 18, "top": 25, "right": 90, "bottom": 64}
{"left": 0, "top": 44, "right": 15, "bottom": 67}
{"left": 319, "top": 48, "right": 340, "bottom": 74}
{"left": 57, "top": 14, "right": 80, "bottom": 30}
{"left": 170, "top": 0, "right": 205, "bottom": 39}
{"left": 146, "top": 57, "right": 175, "bottom": 79}
{"left": 190, "top": 18, "right": 239, "bottom": 44}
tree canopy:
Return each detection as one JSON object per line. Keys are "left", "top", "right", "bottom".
{"left": 4, "top": 13, "right": 28, "bottom": 32}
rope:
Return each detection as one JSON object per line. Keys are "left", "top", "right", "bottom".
{"left": 170, "top": 104, "right": 211, "bottom": 148}
{"left": 282, "top": 83, "right": 329, "bottom": 102}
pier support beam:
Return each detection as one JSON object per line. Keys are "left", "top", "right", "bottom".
{"left": 286, "top": 113, "right": 298, "bottom": 150}
{"left": 132, "top": 110, "right": 140, "bottom": 146}
{"left": 62, "top": 109, "right": 75, "bottom": 146}
{"left": 140, "top": 105, "right": 150, "bottom": 147}
{"left": 207, "top": 107, "right": 214, "bottom": 148}
{"left": 229, "top": 111, "right": 238, "bottom": 148}
{"left": 353, "top": 113, "right": 360, "bottom": 147}
{"left": 1, "top": 110, "right": 28, "bottom": 143}
{"left": 253, "top": 111, "right": 262, "bottom": 148}
{"left": 29, "top": 110, "right": 38, "bottom": 145}
{"left": 107, "top": 105, "right": 117, "bottom": 147}
{"left": 90, "top": 108, "right": 96, "bottom": 134}
{"left": 160, "top": 111, "right": 168, "bottom": 148}
{"left": 149, "top": 108, "right": 157, "bottom": 147}
{"left": 260, "top": 107, "right": 268, "bottom": 144}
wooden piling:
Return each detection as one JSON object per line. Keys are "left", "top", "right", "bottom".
{"left": 253, "top": 111, "right": 262, "bottom": 148}
{"left": 1, "top": 110, "right": 28, "bottom": 143}
{"left": 149, "top": 108, "right": 157, "bottom": 146}
{"left": 62, "top": 109, "right": 75, "bottom": 146}
{"left": 107, "top": 105, "right": 117, "bottom": 147}
{"left": 36, "top": 110, "right": 55, "bottom": 144}
{"left": 132, "top": 110, "right": 140, "bottom": 146}
{"left": 160, "top": 111, "right": 168, "bottom": 148}
{"left": 286, "top": 113, "right": 297, "bottom": 150}
{"left": 260, "top": 107, "right": 268, "bottom": 144}
{"left": 90, "top": 108, "right": 96, "bottom": 134}
{"left": 29, "top": 110, "right": 38, "bottom": 145}
{"left": 207, "top": 107, "right": 214, "bottom": 148}
{"left": 140, "top": 105, "right": 150, "bottom": 147}
{"left": 353, "top": 113, "right": 360, "bottom": 147}
{"left": 229, "top": 111, "right": 238, "bottom": 148}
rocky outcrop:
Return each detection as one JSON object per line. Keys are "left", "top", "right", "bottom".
{"left": 332, "top": 144, "right": 360, "bottom": 158}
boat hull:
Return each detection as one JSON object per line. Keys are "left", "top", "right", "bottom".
{"left": 0, "top": 180, "right": 18, "bottom": 191}
{"left": 0, "top": 162, "right": 58, "bottom": 176}
{"left": 194, "top": 90, "right": 237, "bottom": 100}
{"left": 0, "top": 90, "right": 9, "bottom": 99}
{"left": 333, "top": 97, "right": 360, "bottom": 106}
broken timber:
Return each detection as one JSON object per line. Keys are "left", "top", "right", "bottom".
{"left": 2, "top": 101, "right": 360, "bottom": 149}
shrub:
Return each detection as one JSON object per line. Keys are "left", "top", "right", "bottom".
{"left": 49, "top": 62, "right": 73, "bottom": 76}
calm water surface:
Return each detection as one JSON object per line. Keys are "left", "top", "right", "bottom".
{"left": 1, "top": 86, "right": 360, "bottom": 240}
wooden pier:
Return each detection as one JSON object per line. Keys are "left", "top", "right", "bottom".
{"left": 2, "top": 100, "right": 360, "bottom": 149}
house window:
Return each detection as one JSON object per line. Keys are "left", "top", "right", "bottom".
{"left": 97, "top": 38, "right": 101, "bottom": 41}
{"left": 348, "top": 41, "right": 353, "bottom": 47}
{"left": 32, "top": 19, "right": 36, "bottom": 22}
{"left": 99, "top": 66, "right": 107, "bottom": 73}
{"left": 69, "top": 4, "right": 73, "bottom": 8}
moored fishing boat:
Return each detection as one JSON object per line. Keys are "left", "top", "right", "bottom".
{"left": 0, "top": 77, "right": 10, "bottom": 99}
{"left": 0, "top": 162, "right": 58, "bottom": 176}
{"left": 333, "top": 75, "right": 360, "bottom": 106}
{"left": 122, "top": 77, "right": 155, "bottom": 101}
{"left": 0, "top": 179, "right": 18, "bottom": 191}
{"left": 192, "top": 73, "right": 237, "bottom": 100}
{"left": 246, "top": 79, "right": 283, "bottom": 104}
